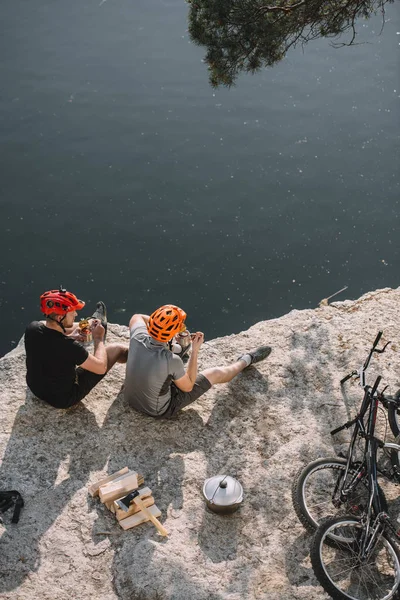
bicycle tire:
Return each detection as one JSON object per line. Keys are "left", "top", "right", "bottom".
{"left": 388, "top": 403, "right": 400, "bottom": 438}
{"left": 311, "top": 515, "right": 400, "bottom": 600}
{"left": 292, "top": 457, "right": 388, "bottom": 533}
{"left": 389, "top": 434, "right": 400, "bottom": 482}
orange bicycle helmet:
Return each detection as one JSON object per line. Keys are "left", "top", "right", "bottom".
{"left": 40, "top": 287, "right": 85, "bottom": 316}
{"left": 147, "top": 304, "right": 186, "bottom": 342}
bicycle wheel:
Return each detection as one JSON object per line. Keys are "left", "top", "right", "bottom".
{"left": 388, "top": 434, "right": 400, "bottom": 484}
{"left": 388, "top": 404, "right": 400, "bottom": 438}
{"left": 292, "top": 457, "right": 387, "bottom": 533}
{"left": 311, "top": 515, "right": 400, "bottom": 600}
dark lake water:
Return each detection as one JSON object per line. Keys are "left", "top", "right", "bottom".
{"left": 1, "top": 0, "right": 399, "bottom": 357}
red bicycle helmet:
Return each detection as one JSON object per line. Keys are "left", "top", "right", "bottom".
{"left": 147, "top": 304, "right": 187, "bottom": 342}
{"left": 40, "top": 288, "right": 85, "bottom": 316}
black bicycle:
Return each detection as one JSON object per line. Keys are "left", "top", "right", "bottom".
{"left": 292, "top": 332, "right": 400, "bottom": 533}
{"left": 310, "top": 372, "right": 400, "bottom": 600}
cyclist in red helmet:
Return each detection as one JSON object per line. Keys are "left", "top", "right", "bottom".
{"left": 24, "top": 287, "right": 128, "bottom": 409}
{"left": 124, "top": 305, "right": 272, "bottom": 418}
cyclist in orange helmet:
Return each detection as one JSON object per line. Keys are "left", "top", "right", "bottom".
{"left": 124, "top": 304, "right": 272, "bottom": 418}
{"left": 25, "top": 287, "right": 128, "bottom": 409}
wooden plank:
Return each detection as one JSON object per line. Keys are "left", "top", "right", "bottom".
{"left": 119, "top": 504, "right": 162, "bottom": 531}
{"left": 99, "top": 472, "right": 139, "bottom": 504}
{"left": 115, "top": 496, "right": 155, "bottom": 521}
{"left": 103, "top": 470, "right": 143, "bottom": 489}
{"left": 132, "top": 496, "right": 168, "bottom": 537}
{"left": 106, "top": 499, "right": 116, "bottom": 513}
{"left": 88, "top": 467, "right": 129, "bottom": 497}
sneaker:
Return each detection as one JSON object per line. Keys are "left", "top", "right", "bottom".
{"left": 238, "top": 345, "right": 272, "bottom": 367}
{"left": 91, "top": 301, "right": 107, "bottom": 338}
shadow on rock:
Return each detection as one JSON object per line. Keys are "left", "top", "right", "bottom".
{"left": 284, "top": 530, "right": 317, "bottom": 587}
{"left": 101, "top": 394, "right": 210, "bottom": 598}
{"left": 0, "top": 390, "right": 106, "bottom": 593}
{"left": 105, "top": 370, "right": 268, "bottom": 599}
{"left": 197, "top": 509, "right": 241, "bottom": 563}
{"left": 196, "top": 370, "right": 270, "bottom": 584}
{"left": 283, "top": 324, "right": 336, "bottom": 412}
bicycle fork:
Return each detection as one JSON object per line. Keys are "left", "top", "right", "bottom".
{"left": 358, "top": 516, "right": 386, "bottom": 561}
{"left": 332, "top": 465, "right": 366, "bottom": 510}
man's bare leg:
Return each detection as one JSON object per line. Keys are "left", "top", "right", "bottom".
{"left": 201, "top": 346, "right": 272, "bottom": 386}
{"left": 105, "top": 344, "right": 128, "bottom": 372}
{"left": 201, "top": 360, "right": 248, "bottom": 385}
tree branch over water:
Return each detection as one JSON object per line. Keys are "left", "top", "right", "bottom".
{"left": 187, "top": 0, "right": 394, "bottom": 87}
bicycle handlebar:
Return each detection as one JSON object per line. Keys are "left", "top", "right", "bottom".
{"left": 331, "top": 416, "right": 358, "bottom": 436}
{"left": 363, "top": 331, "right": 384, "bottom": 370}
{"left": 340, "top": 331, "right": 390, "bottom": 388}
{"left": 373, "top": 330, "right": 383, "bottom": 349}
{"left": 340, "top": 371, "right": 357, "bottom": 385}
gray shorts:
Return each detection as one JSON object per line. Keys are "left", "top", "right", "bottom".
{"left": 159, "top": 374, "right": 212, "bottom": 419}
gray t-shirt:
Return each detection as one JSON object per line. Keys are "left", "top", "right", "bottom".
{"left": 124, "top": 322, "right": 186, "bottom": 416}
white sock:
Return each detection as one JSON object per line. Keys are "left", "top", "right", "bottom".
{"left": 239, "top": 354, "right": 252, "bottom": 367}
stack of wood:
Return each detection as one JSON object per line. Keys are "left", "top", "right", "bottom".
{"left": 89, "top": 467, "right": 168, "bottom": 536}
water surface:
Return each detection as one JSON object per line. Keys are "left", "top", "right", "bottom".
{"left": 0, "top": 0, "right": 399, "bottom": 356}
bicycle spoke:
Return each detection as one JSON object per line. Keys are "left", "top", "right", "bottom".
{"left": 306, "top": 500, "right": 335, "bottom": 508}
{"left": 303, "top": 465, "right": 370, "bottom": 525}
{"left": 317, "top": 520, "right": 400, "bottom": 600}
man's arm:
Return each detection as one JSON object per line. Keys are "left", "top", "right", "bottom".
{"left": 129, "top": 314, "right": 150, "bottom": 329}
{"left": 79, "top": 323, "right": 107, "bottom": 375}
{"left": 173, "top": 332, "right": 204, "bottom": 392}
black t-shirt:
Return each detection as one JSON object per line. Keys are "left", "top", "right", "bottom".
{"left": 25, "top": 321, "right": 89, "bottom": 407}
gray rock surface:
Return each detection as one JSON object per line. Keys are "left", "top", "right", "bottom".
{"left": 1, "top": 287, "right": 399, "bottom": 599}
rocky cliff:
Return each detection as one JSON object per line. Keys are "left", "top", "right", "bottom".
{"left": 1, "top": 287, "right": 399, "bottom": 600}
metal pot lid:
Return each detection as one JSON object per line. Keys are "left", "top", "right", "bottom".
{"left": 202, "top": 475, "right": 243, "bottom": 507}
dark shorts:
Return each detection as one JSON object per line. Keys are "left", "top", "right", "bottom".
{"left": 34, "top": 368, "right": 106, "bottom": 409}
{"left": 73, "top": 367, "right": 106, "bottom": 403}
{"left": 158, "top": 374, "right": 212, "bottom": 419}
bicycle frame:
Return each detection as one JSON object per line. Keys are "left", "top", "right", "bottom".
{"left": 332, "top": 375, "right": 400, "bottom": 558}
{"left": 329, "top": 332, "right": 393, "bottom": 510}
{"left": 360, "top": 380, "right": 385, "bottom": 551}
{"left": 333, "top": 379, "right": 382, "bottom": 510}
